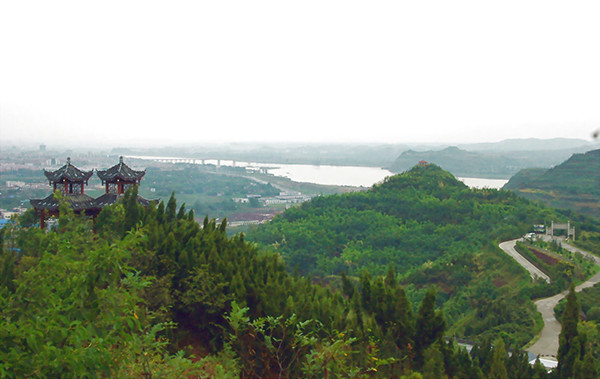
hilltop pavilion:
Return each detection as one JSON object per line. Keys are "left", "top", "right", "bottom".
{"left": 95, "top": 156, "right": 151, "bottom": 208}
{"left": 30, "top": 157, "right": 97, "bottom": 229}
{"left": 30, "top": 157, "right": 151, "bottom": 229}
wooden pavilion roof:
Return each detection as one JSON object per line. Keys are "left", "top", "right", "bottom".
{"left": 96, "top": 156, "right": 145, "bottom": 184}
{"left": 30, "top": 193, "right": 98, "bottom": 211}
{"left": 43, "top": 157, "right": 94, "bottom": 184}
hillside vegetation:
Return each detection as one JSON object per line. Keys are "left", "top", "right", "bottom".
{"left": 249, "top": 164, "right": 600, "bottom": 345}
{"left": 2, "top": 165, "right": 600, "bottom": 377}
{"left": 504, "top": 149, "right": 600, "bottom": 219}
{"left": 1, "top": 190, "right": 549, "bottom": 378}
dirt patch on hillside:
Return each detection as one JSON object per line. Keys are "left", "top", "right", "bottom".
{"left": 530, "top": 247, "right": 559, "bottom": 266}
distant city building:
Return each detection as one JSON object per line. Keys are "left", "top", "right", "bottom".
{"left": 39, "top": 144, "right": 46, "bottom": 151}
{"left": 5, "top": 181, "right": 26, "bottom": 188}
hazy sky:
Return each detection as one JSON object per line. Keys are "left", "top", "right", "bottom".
{"left": 1, "top": 1, "right": 599, "bottom": 147}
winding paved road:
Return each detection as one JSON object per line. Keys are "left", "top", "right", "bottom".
{"left": 499, "top": 239, "right": 550, "bottom": 283}
{"left": 499, "top": 237, "right": 600, "bottom": 358}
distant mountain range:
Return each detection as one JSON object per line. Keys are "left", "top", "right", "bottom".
{"left": 111, "top": 138, "right": 600, "bottom": 179}
{"left": 388, "top": 140, "right": 599, "bottom": 179}
{"left": 457, "top": 137, "right": 596, "bottom": 152}
{"left": 503, "top": 149, "right": 600, "bottom": 219}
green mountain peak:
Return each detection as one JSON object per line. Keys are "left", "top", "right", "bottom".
{"left": 375, "top": 162, "right": 467, "bottom": 194}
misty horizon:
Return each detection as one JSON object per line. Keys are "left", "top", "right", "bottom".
{"left": 2, "top": 1, "right": 599, "bottom": 149}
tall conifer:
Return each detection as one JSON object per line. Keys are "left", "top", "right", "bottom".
{"left": 558, "top": 284, "right": 580, "bottom": 379}
{"left": 488, "top": 338, "right": 508, "bottom": 379}
{"left": 415, "top": 288, "right": 445, "bottom": 368}
{"left": 165, "top": 192, "right": 177, "bottom": 222}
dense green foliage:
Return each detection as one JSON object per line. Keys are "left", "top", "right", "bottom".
{"left": 557, "top": 286, "right": 584, "bottom": 379}
{"left": 2, "top": 164, "right": 599, "bottom": 377}
{"left": 0, "top": 189, "right": 453, "bottom": 378}
{"left": 250, "top": 164, "right": 553, "bottom": 276}
{"left": 504, "top": 149, "right": 600, "bottom": 219}
{"left": 556, "top": 284, "right": 600, "bottom": 324}
{"left": 249, "top": 164, "right": 583, "bottom": 345}
{"left": 141, "top": 166, "right": 279, "bottom": 199}
{"left": 554, "top": 288, "right": 600, "bottom": 379}
{"left": 137, "top": 165, "right": 280, "bottom": 219}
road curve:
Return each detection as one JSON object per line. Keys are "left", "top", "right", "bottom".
{"left": 523, "top": 238, "right": 600, "bottom": 357}
{"left": 499, "top": 239, "right": 550, "bottom": 283}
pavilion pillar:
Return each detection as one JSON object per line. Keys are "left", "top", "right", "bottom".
{"left": 40, "top": 209, "right": 45, "bottom": 230}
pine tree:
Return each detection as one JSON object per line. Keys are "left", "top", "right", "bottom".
{"left": 423, "top": 343, "right": 447, "bottom": 379}
{"left": 557, "top": 284, "right": 581, "bottom": 379}
{"left": 393, "top": 286, "right": 414, "bottom": 350}
{"left": 531, "top": 358, "right": 547, "bottom": 379}
{"left": 165, "top": 192, "right": 177, "bottom": 223}
{"left": 123, "top": 186, "right": 141, "bottom": 233}
{"left": 572, "top": 348, "right": 598, "bottom": 379}
{"left": 385, "top": 264, "right": 397, "bottom": 288}
{"left": 488, "top": 338, "right": 508, "bottom": 379}
{"left": 454, "top": 346, "right": 480, "bottom": 379}
{"left": 506, "top": 348, "right": 533, "bottom": 379}
{"left": 414, "top": 288, "right": 445, "bottom": 368}
{"left": 177, "top": 203, "right": 186, "bottom": 220}
{"left": 156, "top": 200, "right": 165, "bottom": 224}
{"left": 341, "top": 271, "right": 354, "bottom": 298}
{"left": 359, "top": 270, "right": 372, "bottom": 312}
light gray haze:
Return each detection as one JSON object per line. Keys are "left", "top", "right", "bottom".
{"left": 1, "top": 1, "right": 599, "bottom": 147}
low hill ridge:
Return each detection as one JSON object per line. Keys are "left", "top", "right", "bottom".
{"left": 388, "top": 146, "right": 521, "bottom": 179}
{"left": 389, "top": 144, "right": 600, "bottom": 179}
{"left": 504, "top": 149, "right": 600, "bottom": 218}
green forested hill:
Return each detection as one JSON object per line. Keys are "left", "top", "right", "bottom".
{"left": 503, "top": 149, "right": 600, "bottom": 219}
{"left": 249, "top": 163, "right": 600, "bottom": 345}
{"left": 250, "top": 163, "right": 558, "bottom": 276}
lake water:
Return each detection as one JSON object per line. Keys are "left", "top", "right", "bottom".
{"left": 262, "top": 163, "right": 393, "bottom": 187}
{"left": 127, "top": 155, "right": 508, "bottom": 189}
{"left": 457, "top": 177, "right": 508, "bottom": 190}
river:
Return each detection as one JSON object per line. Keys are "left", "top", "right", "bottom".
{"left": 126, "top": 155, "right": 508, "bottom": 189}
